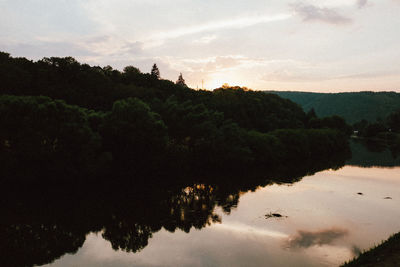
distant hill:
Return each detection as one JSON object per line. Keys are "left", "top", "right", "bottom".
{"left": 268, "top": 91, "right": 400, "bottom": 124}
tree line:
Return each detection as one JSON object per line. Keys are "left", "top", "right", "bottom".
{"left": 270, "top": 90, "right": 400, "bottom": 124}
{"left": 0, "top": 52, "right": 352, "bottom": 183}
{"left": 352, "top": 109, "right": 400, "bottom": 157}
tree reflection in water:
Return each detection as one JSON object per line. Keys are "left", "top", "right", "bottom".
{"left": 0, "top": 152, "right": 349, "bottom": 267}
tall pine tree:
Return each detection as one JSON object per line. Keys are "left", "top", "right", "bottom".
{"left": 151, "top": 63, "right": 160, "bottom": 79}
{"left": 176, "top": 73, "right": 186, "bottom": 87}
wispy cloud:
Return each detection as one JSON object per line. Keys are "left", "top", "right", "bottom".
{"left": 334, "top": 71, "right": 400, "bottom": 80}
{"left": 146, "top": 14, "right": 291, "bottom": 47}
{"left": 356, "top": 0, "right": 368, "bottom": 9}
{"left": 1, "top": 41, "right": 99, "bottom": 59}
{"left": 167, "top": 55, "right": 283, "bottom": 74}
{"left": 263, "top": 70, "right": 322, "bottom": 82}
{"left": 193, "top": 35, "right": 218, "bottom": 44}
{"left": 291, "top": 3, "right": 352, "bottom": 25}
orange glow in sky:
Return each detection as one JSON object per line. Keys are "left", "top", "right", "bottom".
{"left": 1, "top": 0, "right": 400, "bottom": 92}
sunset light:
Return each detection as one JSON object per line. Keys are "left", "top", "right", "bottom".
{"left": 1, "top": 0, "right": 399, "bottom": 92}
{"left": 2, "top": 1, "right": 400, "bottom": 267}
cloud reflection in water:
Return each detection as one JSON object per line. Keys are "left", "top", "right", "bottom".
{"left": 286, "top": 228, "right": 349, "bottom": 249}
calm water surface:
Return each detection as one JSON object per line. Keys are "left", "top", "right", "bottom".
{"left": 3, "top": 141, "right": 400, "bottom": 267}
{"left": 42, "top": 165, "right": 400, "bottom": 266}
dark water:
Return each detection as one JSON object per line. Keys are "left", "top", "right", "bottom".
{"left": 2, "top": 140, "right": 400, "bottom": 267}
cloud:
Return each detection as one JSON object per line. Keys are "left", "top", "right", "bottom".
{"left": 205, "top": 56, "right": 244, "bottom": 72}
{"left": 334, "top": 71, "right": 400, "bottom": 80}
{"left": 166, "top": 55, "right": 248, "bottom": 73}
{"left": 70, "top": 35, "right": 148, "bottom": 67}
{"left": 356, "top": 0, "right": 369, "bottom": 9}
{"left": 1, "top": 41, "right": 99, "bottom": 60}
{"left": 263, "top": 69, "right": 321, "bottom": 82}
{"left": 285, "top": 228, "right": 348, "bottom": 249}
{"left": 155, "top": 55, "right": 266, "bottom": 89}
{"left": 261, "top": 60, "right": 324, "bottom": 82}
{"left": 193, "top": 35, "right": 218, "bottom": 45}
{"left": 291, "top": 3, "right": 352, "bottom": 25}
{"left": 146, "top": 14, "right": 291, "bottom": 47}
{"left": 356, "top": 0, "right": 368, "bottom": 9}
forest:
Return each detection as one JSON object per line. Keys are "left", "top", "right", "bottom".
{"left": 270, "top": 90, "right": 400, "bottom": 124}
{"left": 351, "top": 109, "right": 400, "bottom": 157}
{"left": 0, "top": 52, "right": 352, "bottom": 183}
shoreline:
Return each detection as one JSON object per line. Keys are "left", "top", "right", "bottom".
{"left": 342, "top": 232, "right": 400, "bottom": 266}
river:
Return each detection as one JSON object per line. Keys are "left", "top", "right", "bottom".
{"left": 2, "top": 140, "right": 400, "bottom": 267}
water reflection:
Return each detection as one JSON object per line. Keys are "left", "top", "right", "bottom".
{"left": 1, "top": 151, "right": 348, "bottom": 267}
{"left": 347, "top": 139, "right": 400, "bottom": 167}
{"left": 286, "top": 228, "right": 349, "bottom": 249}
{"left": 3, "top": 140, "right": 400, "bottom": 267}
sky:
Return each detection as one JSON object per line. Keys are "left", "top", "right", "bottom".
{"left": 1, "top": 0, "right": 400, "bottom": 92}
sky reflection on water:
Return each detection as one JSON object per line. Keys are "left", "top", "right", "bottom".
{"left": 43, "top": 166, "right": 400, "bottom": 267}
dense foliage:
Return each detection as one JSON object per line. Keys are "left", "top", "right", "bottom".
{"left": 0, "top": 95, "right": 104, "bottom": 181}
{"left": 270, "top": 91, "right": 400, "bottom": 124}
{"left": 0, "top": 52, "right": 354, "bottom": 266}
{"left": 352, "top": 109, "right": 400, "bottom": 158}
{"left": 0, "top": 52, "right": 351, "bottom": 183}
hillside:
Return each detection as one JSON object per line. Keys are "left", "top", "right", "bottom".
{"left": 269, "top": 91, "right": 400, "bottom": 124}
{"left": 0, "top": 52, "right": 351, "bottom": 183}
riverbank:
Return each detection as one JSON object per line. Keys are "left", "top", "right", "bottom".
{"left": 341, "top": 232, "right": 400, "bottom": 266}
{"left": 350, "top": 134, "right": 400, "bottom": 160}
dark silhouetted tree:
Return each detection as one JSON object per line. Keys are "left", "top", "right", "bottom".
{"left": 100, "top": 97, "right": 167, "bottom": 170}
{"left": 307, "top": 108, "right": 317, "bottom": 119}
{"left": 0, "top": 52, "right": 352, "bottom": 179}
{"left": 0, "top": 95, "right": 104, "bottom": 180}
{"left": 176, "top": 73, "right": 186, "bottom": 87}
{"left": 124, "top": 66, "right": 141, "bottom": 75}
{"left": 151, "top": 64, "right": 160, "bottom": 79}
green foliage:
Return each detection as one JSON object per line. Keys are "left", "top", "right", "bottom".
{"left": 353, "top": 109, "right": 400, "bottom": 138}
{"left": 122, "top": 65, "right": 141, "bottom": 83}
{"left": 271, "top": 128, "right": 349, "bottom": 161}
{"left": 201, "top": 87, "right": 306, "bottom": 132}
{"left": 364, "top": 122, "right": 387, "bottom": 138}
{"left": 387, "top": 109, "right": 400, "bottom": 132}
{"left": 351, "top": 109, "right": 400, "bottom": 159}
{"left": 353, "top": 119, "right": 369, "bottom": 133}
{"left": 0, "top": 53, "right": 306, "bottom": 133}
{"left": 0, "top": 52, "right": 357, "bottom": 267}
{"left": 271, "top": 91, "right": 400, "bottom": 124}
{"left": 100, "top": 98, "right": 168, "bottom": 170}
{"left": 159, "top": 97, "right": 252, "bottom": 169}
{"left": 0, "top": 95, "right": 103, "bottom": 181}
{"left": 244, "top": 130, "right": 282, "bottom": 165}
{"left": 308, "top": 115, "right": 352, "bottom": 136}
{"left": 0, "top": 52, "right": 351, "bottom": 181}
